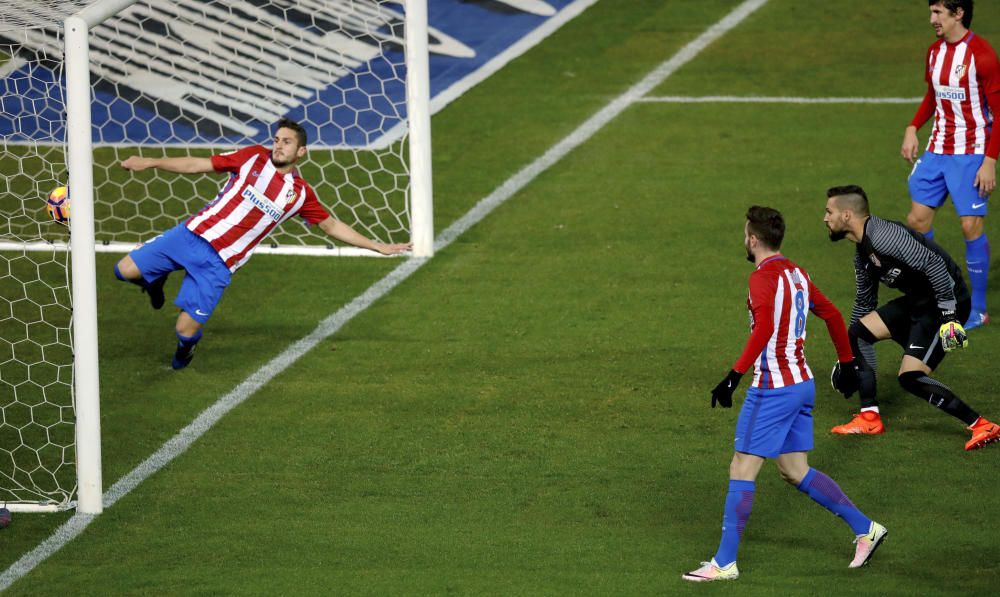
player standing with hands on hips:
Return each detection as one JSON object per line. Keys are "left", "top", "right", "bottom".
{"left": 901, "top": 0, "right": 1000, "bottom": 330}
{"left": 683, "top": 206, "right": 886, "bottom": 583}
{"left": 114, "top": 118, "right": 411, "bottom": 369}
{"left": 824, "top": 185, "right": 1000, "bottom": 450}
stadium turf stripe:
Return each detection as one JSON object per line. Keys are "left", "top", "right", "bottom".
{"left": 0, "top": 0, "right": 770, "bottom": 589}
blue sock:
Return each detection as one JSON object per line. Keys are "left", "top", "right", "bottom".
{"left": 965, "top": 234, "right": 990, "bottom": 313}
{"left": 714, "top": 480, "right": 755, "bottom": 567}
{"left": 797, "top": 468, "right": 870, "bottom": 535}
{"left": 172, "top": 330, "right": 203, "bottom": 369}
{"left": 924, "top": 228, "right": 935, "bottom": 240}
{"left": 176, "top": 330, "right": 203, "bottom": 349}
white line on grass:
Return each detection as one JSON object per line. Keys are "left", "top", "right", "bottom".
{"left": 639, "top": 95, "right": 921, "bottom": 104}
{"left": 0, "top": 0, "right": 770, "bottom": 590}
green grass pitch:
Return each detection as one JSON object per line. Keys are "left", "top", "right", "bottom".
{"left": 3, "top": 0, "right": 1000, "bottom": 594}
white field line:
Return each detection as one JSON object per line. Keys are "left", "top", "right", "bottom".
{"left": 639, "top": 95, "right": 921, "bottom": 104}
{"left": 0, "top": 0, "right": 770, "bottom": 590}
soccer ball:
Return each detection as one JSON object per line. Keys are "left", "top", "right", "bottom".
{"left": 46, "top": 186, "right": 70, "bottom": 224}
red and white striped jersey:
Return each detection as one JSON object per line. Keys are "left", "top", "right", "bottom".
{"left": 186, "top": 145, "right": 331, "bottom": 272}
{"left": 912, "top": 31, "right": 1000, "bottom": 157}
{"left": 732, "top": 256, "right": 852, "bottom": 389}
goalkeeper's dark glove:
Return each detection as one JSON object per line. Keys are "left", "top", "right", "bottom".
{"left": 711, "top": 370, "right": 743, "bottom": 408}
{"left": 830, "top": 359, "right": 860, "bottom": 398}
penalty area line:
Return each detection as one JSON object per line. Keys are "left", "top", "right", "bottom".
{"left": 0, "top": 0, "right": 770, "bottom": 590}
{"left": 638, "top": 95, "right": 921, "bottom": 104}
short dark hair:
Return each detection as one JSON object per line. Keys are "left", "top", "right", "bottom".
{"left": 746, "top": 205, "right": 785, "bottom": 250}
{"left": 826, "top": 185, "right": 870, "bottom": 217}
{"left": 275, "top": 118, "right": 307, "bottom": 147}
{"left": 931, "top": 0, "right": 973, "bottom": 28}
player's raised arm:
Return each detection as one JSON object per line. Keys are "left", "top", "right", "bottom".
{"left": 120, "top": 155, "right": 215, "bottom": 174}
{"left": 317, "top": 216, "right": 411, "bottom": 256}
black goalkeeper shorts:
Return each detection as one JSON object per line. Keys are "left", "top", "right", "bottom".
{"left": 876, "top": 294, "right": 971, "bottom": 371}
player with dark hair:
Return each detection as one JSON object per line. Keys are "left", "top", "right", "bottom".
{"left": 683, "top": 206, "right": 885, "bottom": 583}
{"left": 824, "top": 185, "right": 1000, "bottom": 450}
{"left": 901, "top": 0, "right": 999, "bottom": 330}
{"left": 114, "top": 118, "right": 411, "bottom": 369}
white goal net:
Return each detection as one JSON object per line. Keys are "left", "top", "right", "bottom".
{"left": 1, "top": 0, "right": 432, "bottom": 512}
{"left": 2, "top": 12, "right": 76, "bottom": 511}
{"left": 2, "top": 0, "right": 435, "bottom": 255}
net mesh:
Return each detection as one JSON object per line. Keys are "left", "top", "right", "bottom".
{"left": 2, "top": 31, "right": 75, "bottom": 507}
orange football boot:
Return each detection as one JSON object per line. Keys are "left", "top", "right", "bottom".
{"left": 831, "top": 411, "right": 884, "bottom": 435}
{"left": 965, "top": 417, "right": 1000, "bottom": 451}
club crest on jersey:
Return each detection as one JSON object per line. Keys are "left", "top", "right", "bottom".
{"left": 241, "top": 185, "right": 283, "bottom": 222}
{"left": 954, "top": 64, "right": 967, "bottom": 79}
{"left": 869, "top": 253, "right": 881, "bottom": 267}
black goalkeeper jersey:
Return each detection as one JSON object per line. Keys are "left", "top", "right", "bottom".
{"left": 851, "top": 216, "right": 969, "bottom": 324}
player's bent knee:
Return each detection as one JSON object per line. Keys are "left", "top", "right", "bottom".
{"left": 175, "top": 313, "right": 203, "bottom": 337}
{"left": 115, "top": 256, "right": 142, "bottom": 281}
{"left": 776, "top": 453, "right": 809, "bottom": 485}
{"left": 778, "top": 467, "right": 803, "bottom": 486}
{"left": 959, "top": 217, "right": 984, "bottom": 239}
{"left": 907, "top": 212, "right": 930, "bottom": 231}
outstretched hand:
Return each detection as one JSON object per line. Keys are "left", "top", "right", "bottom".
{"left": 974, "top": 158, "right": 997, "bottom": 198}
{"left": 711, "top": 370, "right": 743, "bottom": 409}
{"left": 375, "top": 242, "right": 413, "bottom": 256}
{"left": 901, "top": 127, "right": 920, "bottom": 163}
{"left": 120, "top": 156, "right": 153, "bottom": 171}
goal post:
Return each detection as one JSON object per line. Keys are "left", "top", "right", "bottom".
{"left": 1, "top": 0, "right": 434, "bottom": 514}
{"left": 405, "top": 0, "right": 434, "bottom": 258}
{"left": 64, "top": 5, "right": 110, "bottom": 515}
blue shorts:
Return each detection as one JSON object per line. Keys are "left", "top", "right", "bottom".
{"left": 129, "top": 224, "right": 232, "bottom": 324}
{"left": 734, "top": 379, "right": 815, "bottom": 458}
{"left": 908, "top": 151, "right": 989, "bottom": 216}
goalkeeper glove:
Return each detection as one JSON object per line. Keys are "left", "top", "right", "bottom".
{"left": 938, "top": 320, "right": 969, "bottom": 352}
{"left": 830, "top": 359, "right": 860, "bottom": 398}
{"left": 711, "top": 370, "right": 743, "bottom": 408}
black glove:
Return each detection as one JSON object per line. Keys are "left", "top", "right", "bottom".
{"left": 711, "top": 370, "right": 743, "bottom": 408}
{"left": 830, "top": 359, "right": 860, "bottom": 398}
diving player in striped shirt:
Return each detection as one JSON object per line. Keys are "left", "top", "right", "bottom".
{"left": 901, "top": 0, "right": 1000, "bottom": 330}
{"left": 824, "top": 185, "right": 1000, "bottom": 450}
{"left": 683, "top": 206, "right": 885, "bottom": 582}
{"left": 114, "top": 118, "right": 411, "bottom": 369}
